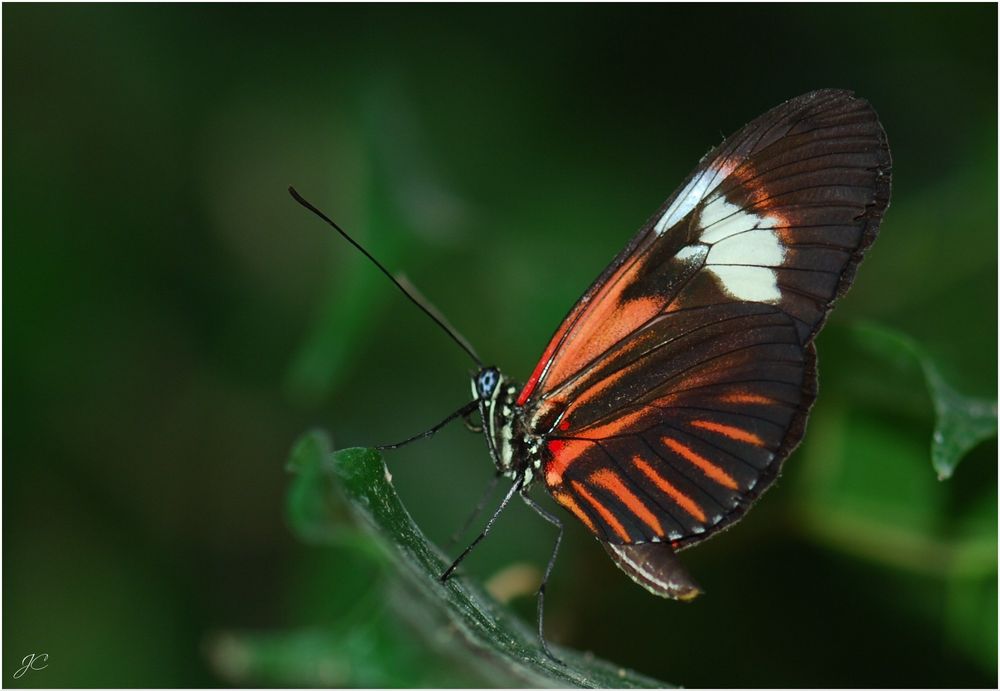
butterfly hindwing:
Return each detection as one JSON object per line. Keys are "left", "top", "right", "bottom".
{"left": 524, "top": 90, "right": 890, "bottom": 550}
{"left": 543, "top": 306, "right": 815, "bottom": 545}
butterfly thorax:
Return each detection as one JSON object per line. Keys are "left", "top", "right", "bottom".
{"left": 472, "top": 367, "right": 543, "bottom": 486}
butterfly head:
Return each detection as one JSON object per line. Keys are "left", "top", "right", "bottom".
{"left": 471, "top": 366, "right": 529, "bottom": 480}
{"left": 474, "top": 366, "right": 501, "bottom": 400}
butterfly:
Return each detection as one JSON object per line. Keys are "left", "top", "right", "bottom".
{"left": 291, "top": 88, "right": 891, "bottom": 657}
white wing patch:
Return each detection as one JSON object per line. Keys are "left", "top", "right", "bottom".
{"left": 705, "top": 265, "right": 782, "bottom": 302}
{"left": 708, "top": 228, "right": 784, "bottom": 265}
{"left": 655, "top": 161, "right": 786, "bottom": 303}
{"left": 675, "top": 244, "right": 708, "bottom": 263}
{"left": 679, "top": 195, "right": 786, "bottom": 303}
{"left": 654, "top": 162, "right": 737, "bottom": 236}
{"left": 655, "top": 174, "right": 712, "bottom": 235}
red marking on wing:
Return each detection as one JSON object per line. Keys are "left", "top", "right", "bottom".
{"left": 544, "top": 438, "right": 592, "bottom": 486}
{"left": 662, "top": 436, "right": 739, "bottom": 490}
{"left": 589, "top": 469, "right": 664, "bottom": 536}
{"left": 572, "top": 480, "right": 630, "bottom": 541}
{"left": 632, "top": 456, "right": 706, "bottom": 523}
{"left": 690, "top": 419, "right": 765, "bottom": 446}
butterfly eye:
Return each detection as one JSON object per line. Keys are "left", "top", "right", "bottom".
{"left": 476, "top": 368, "right": 500, "bottom": 398}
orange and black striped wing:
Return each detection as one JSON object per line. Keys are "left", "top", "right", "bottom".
{"left": 521, "top": 90, "right": 890, "bottom": 548}
{"left": 541, "top": 302, "right": 815, "bottom": 546}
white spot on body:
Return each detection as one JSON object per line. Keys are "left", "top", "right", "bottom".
{"left": 499, "top": 421, "right": 514, "bottom": 470}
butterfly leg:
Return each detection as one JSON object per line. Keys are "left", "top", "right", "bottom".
{"left": 448, "top": 470, "right": 502, "bottom": 547}
{"left": 440, "top": 479, "right": 521, "bottom": 583}
{"left": 376, "top": 399, "right": 480, "bottom": 450}
{"left": 520, "top": 492, "right": 564, "bottom": 664}
{"left": 462, "top": 409, "right": 483, "bottom": 433}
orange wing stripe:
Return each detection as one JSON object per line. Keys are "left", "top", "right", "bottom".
{"left": 552, "top": 490, "right": 597, "bottom": 533}
{"left": 720, "top": 391, "right": 773, "bottom": 405}
{"left": 589, "top": 469, "right": 663, "bottom": 536}
{"left": 571, "top": 480, "right": 630, "bottom": 541}
{"left": 632, "top": 457, "right": 707, "bottom": 523}
{"left": 572, "top": 408, "right": 650, "bottom": 440}
{"left": 662, "top": 436, "right": 740, "bottom": 490}
{"left": 690, "top": 419, "right": 765, "bottom": 446}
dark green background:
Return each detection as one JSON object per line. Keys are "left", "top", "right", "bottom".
{"left": 4, "top": 4, "right": 997, "bottom": 687}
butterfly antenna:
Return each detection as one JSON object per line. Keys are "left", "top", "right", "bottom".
{"left": 289, "top": 186, "right": 484, "bottom": 368}
{"left": 394, "top": 273, "right": 481, "bottom": 371}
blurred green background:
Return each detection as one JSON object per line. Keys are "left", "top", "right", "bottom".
{"left": 4, "top": 4, "right": 997, "bottom": 687}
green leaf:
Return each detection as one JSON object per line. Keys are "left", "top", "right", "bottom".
{"left": 282, "top": 430, "right": 669, "bottom": 688}
{"left": 790, "top": 323, "right": 997, "bottom": 674}
{"left": 943, "top": 487, "right": 1000, "bottom": 672}
{"left": 207, "top": 621, "right": 485, "bottom": 688}
{"left": 850, "top": 322, "right": 997, "bottom": 479}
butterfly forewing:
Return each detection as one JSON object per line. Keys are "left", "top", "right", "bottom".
{"left": 521, "top": 90, "right": 890, "bottom": 549}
